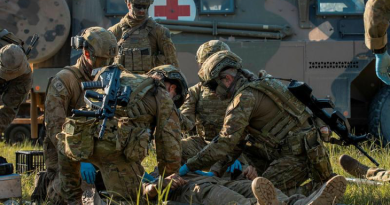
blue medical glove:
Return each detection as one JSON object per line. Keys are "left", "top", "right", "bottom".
{"left": 143, "top": 172, "right": 156, "bottom": 183}
{"left": 80, "top": 162, "right": 96, "bottom": 184}
{"left": 226, "top": 160, "right": 242, "bottom": 173}
{"left": 179, "top": 164, "right": 190, "bottom": 176}
{"left": 375, "top": 51, "right": 390, "bottom": 85}
{"left": 194, "top": 170, "right": 215, "bottom": 177}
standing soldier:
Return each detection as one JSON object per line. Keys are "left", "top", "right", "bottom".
{"left": 58, "top": 65, "right": 182, "bottom": 204}
{"left": 41, "top": 27, "right": 118, "bottom": 204}
{"left": 364, "top": 0, "right": 390, "bottom": 84}
{"left": 0, "top": 43, "right": 32, "bottom": 135}
{"left": 180, "top": 50, "right": 334, "bottom": 195}
{"left": 109, "top": 0, "right": 179, "bottom": 73}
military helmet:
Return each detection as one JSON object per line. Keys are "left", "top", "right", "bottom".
{"left": 196, "top": 40, "right": 231, "bottom": 64}
{"left": 126, "top": 0, "right": 154, "bottom": 4}
{"left": 0, "top": 44, "right": 30, "bottom": 81}
{"left": 198, "top": 50, "right": 242, "bottom": 83}
{"left": 75, "top": 27, "right": 118, "bottom": 59}
{"left": 147, "top": 65, "right": 188, "bottom": 106}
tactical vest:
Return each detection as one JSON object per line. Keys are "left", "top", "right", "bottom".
{"left": 196, "top": 85, "right": 230, "bottom": 141}
{"left": 237, "top": 78, "right": 312, "bottom": 148}
{"left": 114, "top": 18, "right": 156, "bottom": 74}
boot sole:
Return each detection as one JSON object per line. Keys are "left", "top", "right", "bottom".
{"left": 309, "top": 175, "right": 347, "bottom": 205}
{"left": 251, "top": 177, "right": 279, "bottom": 205}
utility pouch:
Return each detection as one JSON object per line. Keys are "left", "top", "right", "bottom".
{"left": 123, "top": 127, "right": 151, "bottom": 162}
{"left": 286, "top": 128, "right": 316, "bottom": 156}
{"left": 304, "top": 132, "right": 333, "bottom": 182}
{"left": 62, "top": 117, "right": 96, "bottom": 161}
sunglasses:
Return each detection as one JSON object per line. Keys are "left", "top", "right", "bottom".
{"left": 133, "top": 4, "right": 149, "bottom": 10}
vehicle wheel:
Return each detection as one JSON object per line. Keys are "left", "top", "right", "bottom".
{"left": 37, "top": 126, "right": 46, "bottom": 146}
{"left": 5, "top": 124, "right": 31, "bottom": 144}
{"left": 369, "top": 86, "right": 390, "bottom": 145}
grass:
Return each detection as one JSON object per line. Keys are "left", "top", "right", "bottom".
{"left": 1, "top": 139, "right": 389, "bottom": 204}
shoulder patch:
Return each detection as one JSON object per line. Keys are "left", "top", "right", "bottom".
{"left": 53, "top": 80, "right": 65, "bottom": 92}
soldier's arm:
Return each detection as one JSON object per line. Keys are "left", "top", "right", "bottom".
{"left": 154, "top": 88, "right": 182, "bottom": 175}
{"left": 0, "top": 73, "right": 32, "bottom": 133}
{"left": 186, "top": 89, "right": 255, "bottom": 171}
{"left": 155, "top": 26, "right": 179, "bottom": 67}
{"left": 179, "top": 83, "right": 201, "bottom": 131}
{"left": 108, "top": 23, "right": 123, "bottom": 42}
{"left": 44, "top": 77, "right": 72, "bottom": 148}
{"left": 364, "top": 0, "right": 390, "bottom": 50}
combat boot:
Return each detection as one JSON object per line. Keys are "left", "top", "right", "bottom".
{"left": 293, "top": 175, "right": 347, "bottom": 205}
{"left": 251, "top": 177, "right": 286, "bottom": 205}
{"left": 339, "top": 154, "right": 369, "bottom": 178}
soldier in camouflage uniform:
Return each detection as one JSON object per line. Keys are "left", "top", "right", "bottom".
{"left": 109, "top": 0, "right": 178, "bottom": 74}
{"left": 143, "top": 173, "right": 346, "bottom": 205}
{"left": 180, "top": 50, "right": 334, "bottom": 196}
{"left": 180, "top": 40, "right": 257, "bottom": 178}
{"left": 340, "top": 154, "right": 390, "bottom": 183}
{"left": 42, "top": 27, "right": 118, "bottom": 204}
{"left": 58, "top": 66, "right": 182, "bottom": 204}
{"left": 0, "top": 43, "right": 32, "bottom": 135}
{"left": 364, "top": 0, "right": 390, "bottom": 84}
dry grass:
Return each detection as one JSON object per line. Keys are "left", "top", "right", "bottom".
{"left": 1, "top": 139, "right": 390, "bottom": 204}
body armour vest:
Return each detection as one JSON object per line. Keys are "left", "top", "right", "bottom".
{"left": 237, "top": 77, "right": 312, "bottom": 148}
{"left": 196, "top": 85, "right": 230, "bottom": 141}
{"left": 114, "top": 18, "right": 156, "bottom": 74}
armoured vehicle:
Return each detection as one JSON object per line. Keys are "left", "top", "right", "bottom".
{"left": 1, "top": 0, "right": 389, "bottom": 143}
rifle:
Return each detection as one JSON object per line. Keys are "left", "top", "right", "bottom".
{"left": 25, "top": 34, "right": 39, "bottom": 59}
{"left": 72, "top": 65, "right": 131, "bottom": 139}
{"left": 288, "top": 80, "right": 379, "bottom": 166}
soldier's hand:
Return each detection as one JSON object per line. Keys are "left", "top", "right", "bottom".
{"left": 166, "top": 173, "right": 188, "bottom": 189}
{"left": 375, "top": 51, "right": 390, "bottom": 85}
{"left": 179, "top": 164, "right": 190, "bottom": 176}
{"left": 243, "top": 165, "right": 258, "bottom": 180}
{"left": 226, "top": 160, "right": 242, "bottom": 173}
{"left": 80, "top": 162, "right": 96, "bottom": 184}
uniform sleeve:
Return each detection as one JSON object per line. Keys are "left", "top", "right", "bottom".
{"left": 186, "top": 89, "right": 255, "bottom": 171}
{"left": 155, "top": 26, "right": 179, "bottom": 68}
{"left": 0, "top": 73, "right": 32, "bottom": 133}
{"left": 154, "top": 88, "right": 182, "bottom": 175}
{"left": 364, "top": 0, "right": 390, "bottom": 50}
{"left": 108, "top": 23, "right": 123, "bottom": 42}
{"left": 179, "top": 83, "right": 201, "bottom": 131}
{"left": 44, "top": 77, "right": 71, "bottom": 148}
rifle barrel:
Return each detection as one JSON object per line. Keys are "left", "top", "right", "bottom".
{"left": 354, "top": 144, "right": 379, "bottom": 166}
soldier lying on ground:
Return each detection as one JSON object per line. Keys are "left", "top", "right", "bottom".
{"left": 364, "top": 0, "right": 390, "bottom": 84}
{"left": 340, "top": 154, "right": 390, "bottom": 183}
{"left": 33, "top": 27, "right": 118, "bottom": 204}
{"left": 0, "top": 30, "right": 32, "bottom": 136}
{"left": 143, "top": 172, "right": 347, "bottom": 205}
{"left": 180, "top": 50, "right": 334, "bottom": 196}
{"left": 180, "top": 40, "right": 257, "bottom": 179}
{"left": 58, "top": 65, "right": 182, "bottom": 204}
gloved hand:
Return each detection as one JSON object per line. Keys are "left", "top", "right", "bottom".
{"left": 179, "top": 164, "right": 190, "bottom": 176}
{"left": 194, "top": 170, "right": 215, "bottom": 177}
{"left": 80, "top": 162, "right": 96, "bottom": 184}
{"left": 143, "top": 172, "right": 156, "bottom": 183}
{"left": 226, "top": 160, "right": 242, "bottom": 173}
{"left": 375, "top": 51, "right": 390, "bottom": 85}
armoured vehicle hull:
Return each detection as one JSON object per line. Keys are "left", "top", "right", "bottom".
{"left": 1, "top": 0, "right": 389, "bottom": 143}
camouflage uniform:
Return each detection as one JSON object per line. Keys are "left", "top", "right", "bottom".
{"left": 366, "top": 168, "right": 390, "bottom": 182}
{"left": 109, "top": 0, "right": 178, "bottom": 74}
{"left": 58, "top": 70, "right": 182, "bottom": 204}
{"left": 43, "top": 27, "right": 118, "bottom": 204}
{"left": 186, "top": 51, "right": 333, "bottom": 195}
{"left": 364, "top": 0, "right": 390, "bottom": 50}
{"left": 0, "top": 44, "right": 32, "bottom": 134}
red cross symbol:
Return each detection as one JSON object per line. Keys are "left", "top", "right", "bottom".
{"left": 155, "top": 0, "right": 191, "bottom": 20}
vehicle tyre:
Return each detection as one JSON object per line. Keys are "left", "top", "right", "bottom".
{"left": 5, "top": 124, "right": 31, "bottom": 144}
{"left": 369, "top": 86, "right": 390, "bottom": 145}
